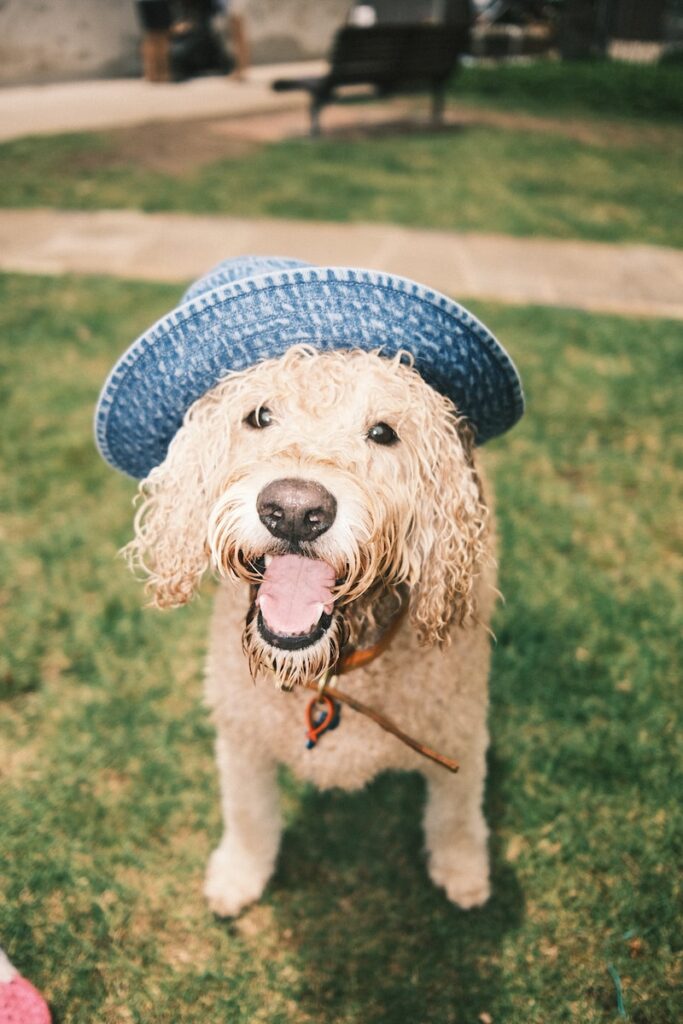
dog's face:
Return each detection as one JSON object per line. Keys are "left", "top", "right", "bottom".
{"left": 127, "top": 346, "right": 487, "bottom": 688}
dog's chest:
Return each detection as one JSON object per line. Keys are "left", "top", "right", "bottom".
{"left": 255, "top": 674, "right": 423, "bottom": 789}
{"left": 206, "top": 584, "right": 489, "bottom": 791}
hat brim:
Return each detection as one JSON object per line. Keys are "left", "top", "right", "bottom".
{"left": 95, "top": 265, "right": 524, "bottom": 479}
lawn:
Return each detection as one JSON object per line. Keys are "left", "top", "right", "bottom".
{"left": 0, "top": 105, "right": 681, "bottom": 248}
{"left": 0, "top": 273, "right": 680, "bottom": 1023}
{"left": 454, "top": 59, "right": 683, "bottom": 122}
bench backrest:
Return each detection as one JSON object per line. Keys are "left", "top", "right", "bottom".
{"left": 327, "top": 24, "right": 470, "bottom": 88}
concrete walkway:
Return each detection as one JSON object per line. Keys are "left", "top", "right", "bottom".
{"left": 0, "top": 63, "right": 324, "bottom": 142}
{"left": 1, "top": 207, "right": 681, "bottom": 319}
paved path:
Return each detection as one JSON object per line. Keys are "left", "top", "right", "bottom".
{"left": 0, "top": 63, "right": 324, "bottom": 141}
{"left": 1, "top": 208, "right": 681, "bottom": 319}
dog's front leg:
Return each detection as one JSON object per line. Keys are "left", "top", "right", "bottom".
{"left": 423, "top": 745, "right": 490, "bottom": 910}
{"left": 204, "top": 732, "right": 282, "bottom": 917}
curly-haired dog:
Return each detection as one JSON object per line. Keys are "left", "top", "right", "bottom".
{"left": 95, "top": 257, "right": 523, "bottom": 917}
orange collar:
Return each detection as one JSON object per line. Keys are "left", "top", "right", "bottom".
{"left": 335, "top": 601, "right": 408, "bottom": 674}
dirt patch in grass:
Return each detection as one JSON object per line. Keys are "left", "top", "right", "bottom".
{"left": 74, "top": 119, "right": 260, "bottom": 175}
{"left": 68, "top": 100, "right": 682, "bottom": 178}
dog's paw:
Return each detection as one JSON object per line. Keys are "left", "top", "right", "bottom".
{"left": 204, "top": 842, "right": 272, "bottom": 918}
{"left": 428, "top": 848, "right": 490, "bottom": 910}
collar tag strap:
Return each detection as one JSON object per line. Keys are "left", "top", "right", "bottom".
{"left": 304, "top": 679, "right": 459, "bottom": 774}
{"left": 305, "top": 693, "right": 342, "bottom": 749}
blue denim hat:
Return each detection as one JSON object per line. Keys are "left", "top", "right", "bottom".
{"left": 95, "top": 255, "right": 524, "bottom": 479}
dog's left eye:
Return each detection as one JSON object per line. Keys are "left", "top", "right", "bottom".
{"left": 245, "top": 407, "right": 273, "bottom": 429}
{"left": 367, "top": 422, "right": 399, "bottom": 446}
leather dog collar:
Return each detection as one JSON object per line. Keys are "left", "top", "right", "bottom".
{"left": 334, "top": 601, "right": 408, "bottom": 674}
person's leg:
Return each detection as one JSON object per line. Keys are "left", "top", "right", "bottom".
{"left": 138, "top": 1, "right": 172, "bottom": 82}
{"left": 153, "top": 30, "right": 171, "bottom": 82}
{"left": 141, "top": 31, "right": 156, "bottom": 81}
{"left": 229, "top": 13, "right": 249, "bottom": 80}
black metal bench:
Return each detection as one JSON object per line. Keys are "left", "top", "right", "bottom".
{"left": 272, "top": 23, "right": 471, "bottom": 136}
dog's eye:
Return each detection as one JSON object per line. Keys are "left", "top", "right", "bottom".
{"left": 245, "top": 407, "right": 273, "bottom": 429}
{"left": 367, "top": 422, "right": 399, "bottom": 446}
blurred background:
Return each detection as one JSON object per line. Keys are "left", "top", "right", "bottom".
{"left": 0, "top": 0, "right": 682, "bottom": 83}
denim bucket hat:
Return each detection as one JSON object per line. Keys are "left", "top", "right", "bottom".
{"left": 95, "top": 255, "right": 524, "bottom": 479}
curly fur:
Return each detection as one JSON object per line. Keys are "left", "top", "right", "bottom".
{"left": 126, "top": 346, "right": 488, "bottom": 647}
{"left": 124, "top": 346, "right": 498, "bottom": 913}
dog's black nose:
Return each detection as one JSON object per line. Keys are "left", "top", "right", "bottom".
{"left": 257, "top": 478, "right": 337, "bottom": 543}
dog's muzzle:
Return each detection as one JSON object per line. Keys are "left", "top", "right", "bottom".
{"left": 253, "top": 478, "right": 338, "bottom": 651}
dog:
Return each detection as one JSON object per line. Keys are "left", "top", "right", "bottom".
{"left": 95, "top": 257, "right": 523, "bottom": 917}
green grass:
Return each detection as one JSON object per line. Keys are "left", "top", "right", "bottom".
{"left": 1, "top": 110, "right": 681, "bottom": 247}
{"left": 454, "top": 59, "right": 683, "bottom": 122}
{"left": 0, "top": 272, "right": 681, "bottom": 1023}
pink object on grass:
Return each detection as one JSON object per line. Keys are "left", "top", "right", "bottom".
{"left": 0, "top": 974, "right": 52, "bottom": 1024}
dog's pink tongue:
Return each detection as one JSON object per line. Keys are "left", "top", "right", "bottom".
{"left": 258, "top": 555, "right": 335, "bottom": 636}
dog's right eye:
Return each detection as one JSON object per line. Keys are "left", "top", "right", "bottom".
{"left": 245, "top": 407, "right": 273, "bottom": 429}
{"left": 367, "top": 422, "right": 399, "bottom": 446}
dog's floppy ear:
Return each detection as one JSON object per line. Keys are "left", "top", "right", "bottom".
{"left": 123, "top": 389, "right": 233, "bottom": 608}
{"left": 408, "top": 419, "right": 489, "bottom": 646}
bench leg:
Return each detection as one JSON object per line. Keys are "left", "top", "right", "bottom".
{"left": 310, "top": 96, "right": 324, "bottom": 137}
{"left": 431, "top": 82, "right": 446, "bottom": 126}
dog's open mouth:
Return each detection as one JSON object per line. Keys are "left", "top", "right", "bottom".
{"left": 255, "top": 553, "right": 336, "bottom": 651}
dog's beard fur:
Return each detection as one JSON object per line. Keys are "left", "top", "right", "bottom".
{"left": 242, "top": 600, "right": 347, "bottom": 690}
{"left": 211, "top": 540, "right": 400, "bottom": 691}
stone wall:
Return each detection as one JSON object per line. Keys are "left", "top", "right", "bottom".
{"left": 0, "top": 0, "right": 351, "bottom": 85}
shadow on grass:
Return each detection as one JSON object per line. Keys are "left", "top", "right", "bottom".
{"left": 307, "top": 115, "right": 468, "bottom": 143}
{"left": 267, "top": 751, "right": 522, "bottom": 1024}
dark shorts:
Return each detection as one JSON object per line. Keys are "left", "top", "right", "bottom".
{"left": 136, "top": 1, "right": 173, "bottom": 32}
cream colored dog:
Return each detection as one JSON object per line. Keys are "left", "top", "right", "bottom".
{"left": 126, "top": 344, "right": 495, "bottom": 916}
